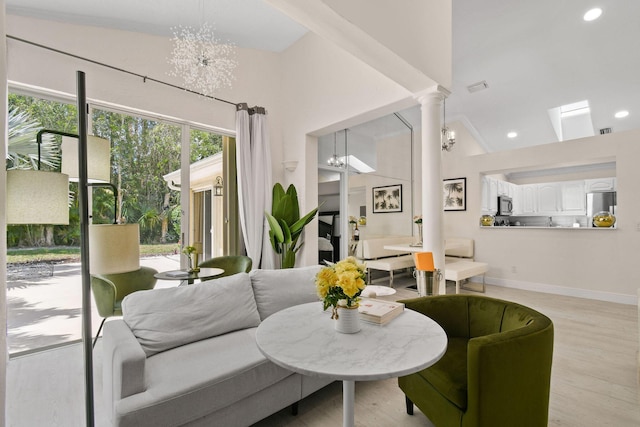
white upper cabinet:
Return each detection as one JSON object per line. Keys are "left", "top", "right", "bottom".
{"left": 520, "top": 184, "right": 537, "bottom": 214}
{"left": 585, "top": 178, "right": 616, "bottom": 192}
{"left": 481, "top": 176, "right": 498, "bottom": 214}
{"left": 560, "top": 181, "right": 586, "bottom": 214}
{"left": 536, "top": 183, "right": 562, "bottom": 214}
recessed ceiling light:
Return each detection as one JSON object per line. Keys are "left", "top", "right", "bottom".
{"left": 507, "top": 132, "right": 518, "bottom": 139}
{"left": 583, "top": 8, "right": 602, "bottom": 21}
{"left": 614, "top": 110, "right": 629, "bottom": 119}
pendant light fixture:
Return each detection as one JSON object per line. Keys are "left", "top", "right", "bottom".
{"left": 327, "top": 131, "right": 345, "bottom": 168}
{"left": 168, "top": 0, "right": 237, "bottom": 96}
{"left": 441, "top": 98, "right": 456, "bottom": 152}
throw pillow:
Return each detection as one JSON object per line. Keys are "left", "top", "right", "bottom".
{"left": 122, "top": 272, "right": 260, "bottom": 357}
{"left": 250, "top": 265, "right": 322, "bottom": 320}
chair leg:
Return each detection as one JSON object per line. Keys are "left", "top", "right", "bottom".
{"left": 93, "top": 318, "right": 106, "bottom": 349}
{"left": 405, "top": 396, "right": 414, "bottom": 415}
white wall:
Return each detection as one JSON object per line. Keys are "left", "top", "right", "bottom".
{"left": 443, "top": 126, "right": 640, "bottom": 303}
{"left": 278, "top": 31, "right": 416, "bottom": 264}
{"left": 6, "top": 15, "right": 283, "bottom": 159}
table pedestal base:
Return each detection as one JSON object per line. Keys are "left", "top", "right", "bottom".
{"left": 343, "top": 380, "right": 355, "bottom": 427}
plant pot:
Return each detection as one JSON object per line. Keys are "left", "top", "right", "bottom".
{"left": 334, "top": 305, "right": 361, "bottom": 334}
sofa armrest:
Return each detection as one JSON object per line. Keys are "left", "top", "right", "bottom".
{"left": 103, "top": 319, "right": 147, "bottom": 414}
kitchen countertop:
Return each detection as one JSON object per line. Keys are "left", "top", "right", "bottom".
{"left": 480, "top": 226, "right": 616, "bottom": 230}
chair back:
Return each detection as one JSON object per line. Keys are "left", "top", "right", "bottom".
{"left": 91, "top": 266, "right": 158, "bottom": 318}
{"left": 414, "top": 252, "right": 435, "bottom": 271}
{"left": 199, "top": 255, "right": 252, "bottom": 279}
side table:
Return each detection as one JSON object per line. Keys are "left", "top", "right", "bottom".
{"left": 256, "top": 302, "right": 447, "bottom": 427}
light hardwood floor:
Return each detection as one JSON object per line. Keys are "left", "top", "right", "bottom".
{"left": 7, "top": 277, "right": 640, "bottom": 426}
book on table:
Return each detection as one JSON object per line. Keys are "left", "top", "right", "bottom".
{"left": 358, "top": 299, "right": 405, "bottom": 324}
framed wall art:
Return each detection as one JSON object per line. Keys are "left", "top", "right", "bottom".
{"left": 443, "top": 177, "right": 466, "bottom": 211}
{"left": 372, "top": 184, "right": 402, "bottom": 213}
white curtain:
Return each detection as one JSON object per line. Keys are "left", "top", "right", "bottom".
{"left": 236, "top": 104, "right": 274, "bottom": 269}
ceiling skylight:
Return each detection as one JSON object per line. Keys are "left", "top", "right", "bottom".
{"left": 560, "top": 100, "right": 591, "bottom": 118}
{"left": 548, "top": 100, "right": 595, "bottom": 141}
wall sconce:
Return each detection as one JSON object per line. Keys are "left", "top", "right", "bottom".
{"left": 283, "top": 160, "right": 298, "bottom": 172}
{"left": 214, "top": 176, "right": 224, "bottom": 196}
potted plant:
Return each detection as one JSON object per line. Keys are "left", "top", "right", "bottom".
{"left": 265, "top": 183, "right": 319, "bottom": 268}
{"left": 315, "top": 256, "right": 367, "bottom": 333}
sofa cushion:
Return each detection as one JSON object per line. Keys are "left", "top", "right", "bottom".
{"left": 417, "top": 336, "right": 468, "bottom": 410}
{"left": 250, "top": 265, "right": 322, "bottom": 320}
{"left": 115, "top": 328, "right": 298, "bottom": 427}
{"left": 122, "top": 272, "right": 261, "bottom": 356}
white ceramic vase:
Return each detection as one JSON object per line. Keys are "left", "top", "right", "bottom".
{"left": 334, "top": 305, "right": 361, "bottom": 334}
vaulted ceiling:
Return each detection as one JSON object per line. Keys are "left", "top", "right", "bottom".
{"left": 6, "top": 0, "right": 639, "bottom": 153}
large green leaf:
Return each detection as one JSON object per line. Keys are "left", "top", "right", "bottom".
{"left": 290, "top": 207, "right": 320, "bottom": 236}
{"left": 265, "top": 211, "right": 284, "bottom": 243}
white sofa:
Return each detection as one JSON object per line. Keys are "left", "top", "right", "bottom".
{"left": 355, "top": 236, "right": 416, "bottom": 286}
{"left": 102, "top": 265, "right": 333, "bottom": 427}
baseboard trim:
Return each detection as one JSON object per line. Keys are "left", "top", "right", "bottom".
{"left": 469, "top": 276, "right": 638, "bottom": 305}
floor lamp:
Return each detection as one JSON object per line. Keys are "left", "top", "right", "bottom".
{"left": 7, "top": 71, "right": 138, "bottom": 426}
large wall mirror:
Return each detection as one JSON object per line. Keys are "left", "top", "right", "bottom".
{"left": 317, "top": 110, "right": 420, "bottom": 261}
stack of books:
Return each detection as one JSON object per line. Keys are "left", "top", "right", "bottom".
{"left": 358, "top": 299, "right": 405, "bottom": 325}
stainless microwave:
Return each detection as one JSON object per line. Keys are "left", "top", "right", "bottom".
{"left": 497, "top": 195, "right": 513, "bottom": 216}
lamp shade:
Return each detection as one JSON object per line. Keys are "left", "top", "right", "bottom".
{"left": 7, "top": 170, "right": 70, "bottom": 225}
{"left": 61, "top": 135, "right": 111, "bottom": 183}
{"left": 89, "top": 223, "right": 140, "bottom": 274}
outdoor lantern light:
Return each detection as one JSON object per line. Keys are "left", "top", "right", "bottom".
{"left": 214, "top": 176, "right": 224, "bottom": 196}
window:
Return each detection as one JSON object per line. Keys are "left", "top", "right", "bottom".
{"left": 7, "top": 91, "right": 230, "bottom": 355}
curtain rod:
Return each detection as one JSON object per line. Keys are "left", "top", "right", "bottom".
{"left": 6, "top": 34, "right": 238, "bottom": 107}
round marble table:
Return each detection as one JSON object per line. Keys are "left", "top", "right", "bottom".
{"left": 154, "top": 267, "right": 224, "bottom": 285}
{"left": 256, "top": 302, "right": 447, "bottom": 427}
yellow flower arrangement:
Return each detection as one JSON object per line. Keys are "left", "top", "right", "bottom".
{"left": 316, "top": 256, "right": 367, "bottom": 319}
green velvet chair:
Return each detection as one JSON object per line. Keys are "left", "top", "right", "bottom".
{"left": 91, "top": 266, "right": 158, "bottom": 348}
{"left": 398, "top": 294, "right": 554, "bottom": 427}
{"left": 198, "top": 255, "right": 252, "bottom": 279}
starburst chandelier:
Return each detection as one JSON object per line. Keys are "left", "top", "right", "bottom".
{"left": 168, "top": 22, "right": 237, "bottom": 96}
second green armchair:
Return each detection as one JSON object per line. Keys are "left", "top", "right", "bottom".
{"left": 198, "top": 255, "right": 252, "bottom": 279}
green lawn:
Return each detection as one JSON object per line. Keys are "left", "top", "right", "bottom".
{"left": 7, "top": 244, "right": 179, "bottom": 264}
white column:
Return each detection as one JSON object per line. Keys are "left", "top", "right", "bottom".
{"left": 415, "top": 87, "right": 449, "bottom": 295}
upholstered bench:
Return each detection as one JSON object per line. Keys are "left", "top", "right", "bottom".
{"left": 355, "top": 236, "right": 416, "bottom": 287}
{"left": 444, "top": 259, "right": 488, "bottom": 294}
{"left": 444, "top": 238, "right": 488, "bottom": 294}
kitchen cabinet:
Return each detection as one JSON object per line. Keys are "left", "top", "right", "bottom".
{"left": 481, "top": 176, "right": 498, "bottom": 214}
{"left": 585, "top": 178, "right": 616, "bottom": 192}
{"left": 520, "top": 184, "right": 537, "bottom": 214}
{"left": 560, "top": 181, "right": 586, "bottom": 214}
{"left": 537, "top": 183, "right": 562, "bottom": 214}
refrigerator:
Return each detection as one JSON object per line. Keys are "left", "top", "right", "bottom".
{"left": 586, "top": 191, "right": 617, "bottom": 226}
